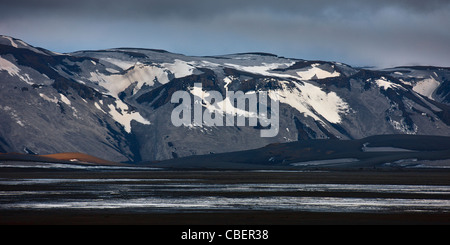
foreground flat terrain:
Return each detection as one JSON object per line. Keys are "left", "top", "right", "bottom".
{"left": 1, "top": 168, "right": 449, "bottom": 225}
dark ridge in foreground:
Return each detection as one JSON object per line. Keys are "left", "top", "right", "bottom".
{"left": 140, "top": 134, "right": 450, "bottom": 170}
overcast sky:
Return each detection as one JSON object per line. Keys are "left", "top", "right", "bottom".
{"left": 1, "top": 0, "right": 449, "bottom": 68}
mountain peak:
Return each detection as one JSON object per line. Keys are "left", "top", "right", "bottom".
{"left": 0, "top": 35, "right": 28, "bottom": 48}
{"left": 0, "top": 35, "right": 62, "bottom": 56}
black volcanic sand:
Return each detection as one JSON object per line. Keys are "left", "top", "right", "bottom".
{"left": 1, "top": 169, "right": 450, "bottom": 225}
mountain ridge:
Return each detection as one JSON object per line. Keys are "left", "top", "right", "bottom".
{"left": 1, "top": 35, "right": 450, "bottom": 163}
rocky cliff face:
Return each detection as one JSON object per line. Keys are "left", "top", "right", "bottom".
{"left": 1, "top": 35, "right": 449, "bottom": 162}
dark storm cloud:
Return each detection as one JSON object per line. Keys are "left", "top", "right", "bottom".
{"left": 1, "top": 0, "right": 448, "bottom": 19}
{"left": 1, "top": 0, "right": 450, "bottom": 67}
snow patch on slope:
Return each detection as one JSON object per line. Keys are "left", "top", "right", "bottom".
{"left": 412, "top": 77, "right": 440, "bottom": 99}
{"left": 188, "top": 78, "right": 259, "bottom": 127}
{"left": 388, "top": 118, "right": 417, "bottom": 135}
{"left": 94, "top": 102, "right": 106, "bottom": 113}
{"left": 224, "top": 62, "right": 296, "bottom": 79}
{"left": 162, "top": 59, "right": 195, "bottom": 78}
{"left": 90, "top": 59, "right": 195, "bottom": 98}
{"left": 89, "top": 66, "right": 161, "bottom": 97}
{"left": 60, "top": 94, "right": 71, "bottom": 105}
{"left": 105, "top": 68, "right": 120, "bottom": 74}
{"left": 189, "top": 77, "right": 350, "bottom": 125}
{"left": 224, "top": 62, "right": 341, "bottom": 81}
{"left": 269, "top": 81, "right": 349, "bottom": 124}
{"left": 296, "top": 64, "right": 340, "bottom": 80}
{"left": 107, "top": 100, "right": 151, "bottom": 133}
{"left": 0, "top": 56, "right": 32, "bottom": 84}
{"left": 101, "top": 58, "right": 136, "bottom": 70}
{"left": 39, "top": 93, "right": 58, "bottom": 103}
{"left": 376, "top": 77, "right": 403, "bottom": 90}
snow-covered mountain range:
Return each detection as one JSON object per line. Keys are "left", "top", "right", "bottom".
{"left": 1, "top": 35, "right": 450, "bottom": 163}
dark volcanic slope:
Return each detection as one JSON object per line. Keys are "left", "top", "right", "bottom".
{"left": 1, "top": 35, "right": 450, "bottom": 163}
{"left": 143, "top": 134, "right": 450, "bottom": 170}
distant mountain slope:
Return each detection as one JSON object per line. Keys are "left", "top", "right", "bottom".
{"left": 1, "top": 35, "right": 450, "bottom": 163}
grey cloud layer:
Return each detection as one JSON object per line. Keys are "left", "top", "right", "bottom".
{"left": 1, "top": 0, "right": 449, "bottom": 67}
{"left": 2, "top": 0, "right": 449, "bottom": 18}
